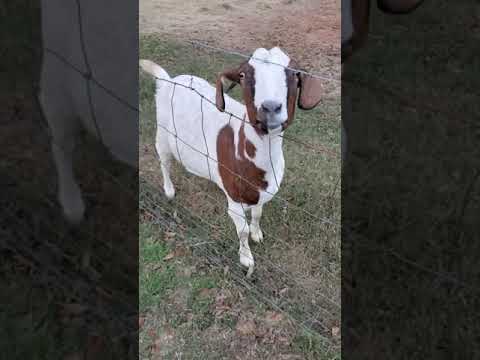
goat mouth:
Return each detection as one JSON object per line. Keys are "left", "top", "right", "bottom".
{"left": 253, "top": 120, "right": 284, "bottom": 134}
{"left": 267, "top": 123, "right": 282, "bottom": 130}
{"left": 258, "top": 121, "right": 269, "bottom": 133}
{"left": 258, "top": 121, "right": 284, "bottom": 134}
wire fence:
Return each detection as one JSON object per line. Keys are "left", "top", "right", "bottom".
{"left": 26, "top": 2, "right": 342, "bottom": 349}
{"left": 137, "top": 40, "right": 342, "bottom": 348}
{"left": 8, "top": 0, "right": 478, "bottom": 355}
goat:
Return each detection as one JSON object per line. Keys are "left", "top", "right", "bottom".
{"left": 341, "top": 0, "right": 424, "bottom": 159}
{"left": 140, "top": 47, "right": 323, "bottom": 273}
{"left": 39, "top": 0, "right": 138, "bottom": 224}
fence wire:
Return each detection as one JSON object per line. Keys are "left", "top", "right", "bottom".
{"left": 139, "top": 180, "right": 338, "bottom": 339}
{"left": 32, "top": 17, "right": 341, "bottom": 348}
{"left": 11, "top": 1, "right": 478, "bottom": 353}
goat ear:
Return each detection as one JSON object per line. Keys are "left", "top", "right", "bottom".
{"left": 215, "top": 69, "right": 240, "bottom": 112}
{"left": 216, "top": 74, "right": 227, "bottom": 112}
{"left": 297, "top": 73, "right": 323, "bottom": 110}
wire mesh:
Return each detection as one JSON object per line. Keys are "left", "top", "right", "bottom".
{"left": 13, "top": 3, "right": 476, "bottom": 353}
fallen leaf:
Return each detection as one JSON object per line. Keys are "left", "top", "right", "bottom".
{"left": 173, "top": 245, "right": 189, "bottom": 257}
{"left": 162, "top": 326, "right": 175, "bottom": 341}
{"left": 164, "top": 231, "right": 176, "bottom": 239}
{"left": 215, "top": 291, "right": 227, "bottom": 302}
{"left": 163, "top": 252, "right": 175, "bottom": 261}
{"left": 254, "top": 324, "right": 268, "bottom": 338}
{"left": 332, "top": 326, "right": 340, "bottom": 337}
{"left": 147, "top": 328, "right": 156, "bottom": 338}
{"left": 277, "top": 335, "right": 291, "bottom": 346}
{"left": 214, "top": 305, "right": 231, "bottom": 317}
{"left": 152, "top": 338, "right": 162, "bottom": 353}
{"left": 279, "top": 287, "right": 289, "bottom": 296}
{"left": 164, "top": 246, "right": 189, "bottom": 261}
{"left": 198, "top": 287, "right": 217, "bottom": 300}
{"left": 236, "top": 319, "right": 256, "bottom": 336}
{"left": 264, "top": 311, "right": 283, "bottom": 326}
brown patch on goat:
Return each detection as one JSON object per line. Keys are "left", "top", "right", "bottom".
{"left": 217, "top": 124, "right": 267, "bottom": 205}
{"left": 239, "top": 64, "right": 265, "bottom": 136}
{"left": 216, "top": 62, "right": 264, "bottom": 136}
{"left": 283, "top": 60, "right": 300, "bottom": 130}
{"left": 245, "top": 139, "right": 256, "bottom": 158}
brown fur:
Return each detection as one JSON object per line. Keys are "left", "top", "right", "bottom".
{"left": 217, "top": 124, "right": 267, "bottom": 205}
{"left": 245, "top": 139, "right": 256, "bottom": 158}
{"left": 216, "top": 62, "right": 266, "bottom": 136}
{"left": 285, "top": 59, "right": 322, "bottom": 120}
{"left": 284, "top": 61, "right": 300, "bottom": 130}
{"left": 239, "top": 64, "right": 257, "bottom": 127}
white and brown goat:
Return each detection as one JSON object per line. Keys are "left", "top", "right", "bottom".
{"left": 140, "top": 47, "right": 322, "bottom": 272}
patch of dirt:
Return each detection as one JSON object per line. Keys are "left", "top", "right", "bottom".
{"left": 140, "top": 0, "right": 340, "bottom": 73}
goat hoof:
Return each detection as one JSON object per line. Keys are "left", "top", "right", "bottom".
{"left": 251, "top": 227, "right": 263, "bottom": 243}
{"left": 246, "top": 265, "right": 254, "bottom": 279}
{"left": 239, "top": 250, "right": 255, "bottom": 269}
{"left": 164, "top": 185, "right": 175, "bottom": 199}
{"left": 60, "top": 193, "right": 85, "bottom": 225}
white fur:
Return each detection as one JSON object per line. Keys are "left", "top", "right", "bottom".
{"left": 249, "top": 47, "right": 290, "bottom": 126}
{"left": 39, "top": 0, "right": 138, "bottom": 224}
{"left": 140, "top": 48, "right": 291, "bottom": 272}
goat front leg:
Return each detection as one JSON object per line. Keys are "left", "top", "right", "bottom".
{"left": 51, "top": 137, "right": 85, "bottom": 225}
{"left": 227, "top": 200, "right": 254, "bottom": 275}
{"left": 250, "top": 204, "right": 264, "bottom": 243}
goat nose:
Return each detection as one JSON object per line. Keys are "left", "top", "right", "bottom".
{"left": 261, "top": 100, "right": 282, "bottom": 113}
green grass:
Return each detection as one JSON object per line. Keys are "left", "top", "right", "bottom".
{"left": 292, "top": 331, "right": 341, "bottom": 360}
{"left": 139, "top": 35, "right": 341, "bottom": 359}
{"left": 139, "top": 223, "right": 177, "bottom": 310}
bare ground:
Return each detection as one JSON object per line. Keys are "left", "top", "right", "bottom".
{"left": 140, "top": 0, "right": 340, "bottom": 75}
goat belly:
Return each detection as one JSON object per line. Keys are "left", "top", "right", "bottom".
{"left": 171, "top": 142, "right": 214, "bottom": 180}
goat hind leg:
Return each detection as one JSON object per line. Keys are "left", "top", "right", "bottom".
{"left": 155, "top": 132, "right": 175, "bottom": 199}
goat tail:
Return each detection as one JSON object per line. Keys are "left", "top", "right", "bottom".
{"left": 139, "top": 59, "right": 170, "bottom": 81}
